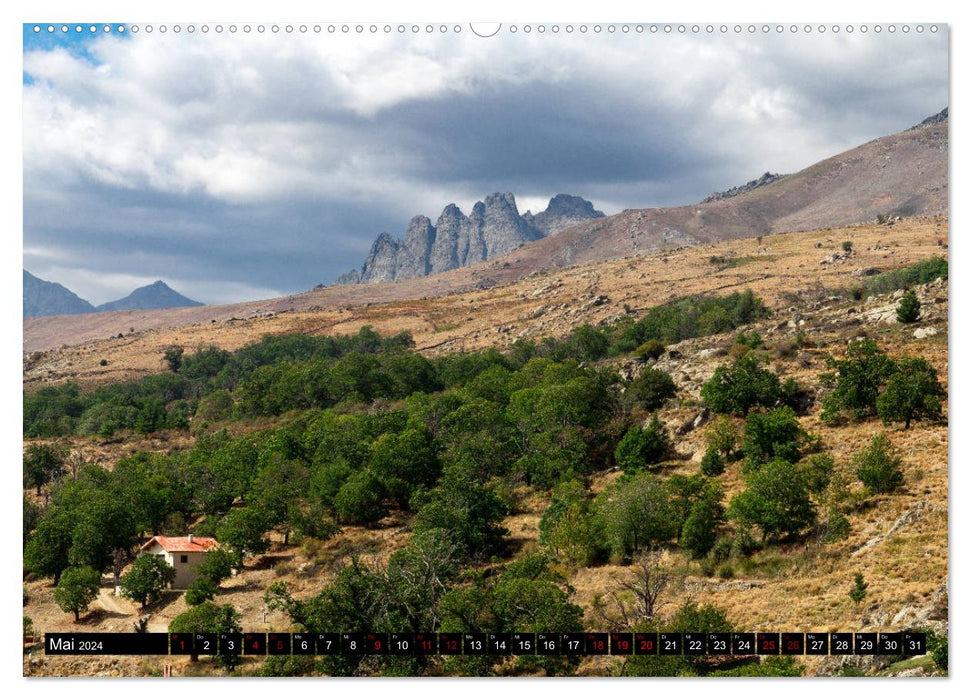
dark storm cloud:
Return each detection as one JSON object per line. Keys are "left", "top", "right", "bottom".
{"left": 22, "top": 29, "right": 948, "bottom": 303}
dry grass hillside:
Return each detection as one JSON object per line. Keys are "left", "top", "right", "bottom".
{"left": 24, "top": 215, "right": 948, "bottom": 677}
{"left": 25, "top": 215, "right": 946, "bottom": 393}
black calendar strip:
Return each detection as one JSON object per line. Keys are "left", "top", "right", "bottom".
{"left": 42, "top": 631, "right": 926, "bottom": 657}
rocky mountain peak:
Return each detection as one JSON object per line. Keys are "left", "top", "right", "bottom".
{"left": 337, "top": 192, "right": 603, "bottom": 285}
{"left": 524, "top": 193, "right": 606, "bottom": 237}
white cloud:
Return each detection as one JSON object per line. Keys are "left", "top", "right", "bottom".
{"left": 22, "top": 29, "right": 948, "bottom": 302}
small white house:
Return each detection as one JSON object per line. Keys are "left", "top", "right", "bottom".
{"left": 138, "top": 534, "right": 220, "bottom": 590}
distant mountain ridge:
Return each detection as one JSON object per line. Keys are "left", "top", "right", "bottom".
{"left": 23, "top": 271, "right": 202, "bottom": 318}
{"left": 95, "top": 280, "right": 203, "bottom": 312}
{"left": 337, "top": 193, "right": 604, "bottom": 284}
{"left": 23, "top": 270, "right": 95, "bottom": 317}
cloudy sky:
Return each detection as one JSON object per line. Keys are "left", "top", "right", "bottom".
{"left": 22, "top": 24, "right": 948, "bottom": 305}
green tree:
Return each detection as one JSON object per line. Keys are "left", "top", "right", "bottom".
{"left": 23, "top": 505, "right": 73, "bottom": 583}
{"left": 700, "top": 445, "right": 725, "bottom": 476}
{"left": 185, "top": 576, "right": 218, "bottom": 606}
{"left": 169, "top": 602, "right": 241, "bottom": 666}
{"left": 412, "top": 470, "right": 509, "bottom": 561}
{"left": 195, "top": 546, "right": 236, "bottom": 585}
{"left": 615, "top": 416, "right": 670, "bottom": 472}
{"left": 741, "top": 406, "right": 805, "bottom": 470}
{"left": 195, "top": 389, "right": 234, "bottom": 423}
{"left": 23, "top": 443, "right": 66, "bottom": 496}
{"left": 216, "top": 506, "right": 271, "bottom": 562}
{"left": 852, "top": 434, "right": 904, "bottom": 494}
{"left": 538, "top": 480, "right": 602, "bottom": 566}
{"left": 119, "top": 553, "right": 176, "bottom": 608}
{"left": 706, "top": 416, "right": 738, "bottom": 459}
{"left": 819, "top": 340, "right": 896, "bottom": 423}
{"left": 896, "top": 290, "right": 921, "bottom": 323}
{"left": 628, "top": 367, "right": 678, "bottom": 411}
{"left": 333, "top": 470, "right": 388, "bottom": 525}
{"left": 701, "top": 354, "right": 781, "bottom": 416}
{"left": 440, "top": 554, "right": 583, "bottom": 676}
{"left": 369, "top": 427, "right": 441, "bottom": 508}
{"left": 23, "top": 496, "right": 40, "bottom": 545}
{"left": 679, "top": 483, "right": 725, "bottom": 559}
{"left": 163, "top": 345, "right": 185, "bottom": 372}
{"left": 876, "top": 357, "right": 946, "bottom": 429}
{"left": 134, "top": 399, "right": 167, "bottom": 434}
{"left": 727, "top": 459, "right": 816, "bottom": 542}
{"left": 848, "top": 573, "right": 868, "bottom": 608}
{"left": 53, "top": 566, "right": 101, "bottom": 622}
{"left": 113, "top": 452, "right": 190, "bottom": 535}
{"left": 595, "top": 472, "right": 679, "bottom": 559}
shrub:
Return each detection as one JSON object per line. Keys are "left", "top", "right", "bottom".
{"left": 635, "top": 340, "right": 666, "bottom": 362}
{"left": 864, "top": 256, "right": 947, "bottom": 295}
{"left": 798, "top": 452, "right": 835, "bottom": 495}
{"left": 822, "top": 511, "right": 851, "bottom": 543}
{"left": 931, "top": 635, "right": 948, "bottom": 671}
{"left": 841, "top": 241, "right": 853, "bottom": 253}
{"left": 700, "top": 445, "right": 725, "bottom": 476}
{"left": 628, "top": 367, "right": 677, "bottom": 411}
{"left": 735, "top": 330, "right": 763, "bottom": 349}
{"left": 896, "top": 290, "right": 921, "bottom": 323}
{"left": 615, "top": 416, "right": 670, "bottom": 472}
{"left": 852, "top": 434, "right": 904, "bottom": 494}
{"left": 608, "top": 289, "right": 769, "bottom": 354}
{"left": 701, "top": 354, "right": 781, "bottom": 416}
{"left": 876, "top": 357, "right": 946, "bottom": 429}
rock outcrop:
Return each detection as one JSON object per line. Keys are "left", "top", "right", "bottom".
{"left": 702, "top": 172, "right": 786, "bottom": 203}
{"left": 340, "top": 193, "right": 604, "bottom": 284}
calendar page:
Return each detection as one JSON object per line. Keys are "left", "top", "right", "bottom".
{"left": 21, "top": 19, "right": 948, "bottom": 679}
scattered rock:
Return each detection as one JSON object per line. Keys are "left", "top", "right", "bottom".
{"left": 913, "top": 327, "right": 939, "bottom": 339}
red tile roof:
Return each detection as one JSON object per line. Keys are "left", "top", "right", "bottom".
{"left": 139, "top": 535, "right": 220, "bottom": 553}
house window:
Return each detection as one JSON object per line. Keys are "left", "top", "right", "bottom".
{"left": 180, "top": 555, "right": 189, "bottom": 564}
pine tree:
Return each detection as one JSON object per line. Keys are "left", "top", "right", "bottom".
{"left": 896, "top": 290, "right": 921, "bottom": 323}
{"left": 849, "top": 573, "right": 868, "bottom": 609}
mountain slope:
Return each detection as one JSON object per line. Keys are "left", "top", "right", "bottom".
{"left": 503, "top": 113, "right": 947, "bottom": 271}
{"left": 23, "top": 270, "right": 96, "bottom": 318}
{"left": 341, "top": 193, "right": 604, "bottom": 284}
{"left": 96, "top": 281, "right": 202, "bottom": 312}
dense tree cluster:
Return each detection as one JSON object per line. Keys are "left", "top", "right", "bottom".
{"left": 820, "top": 340, "right": 945, "bottom": 429}
{"left": 24, "top": 291, "right": 768, "bottom": 439}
